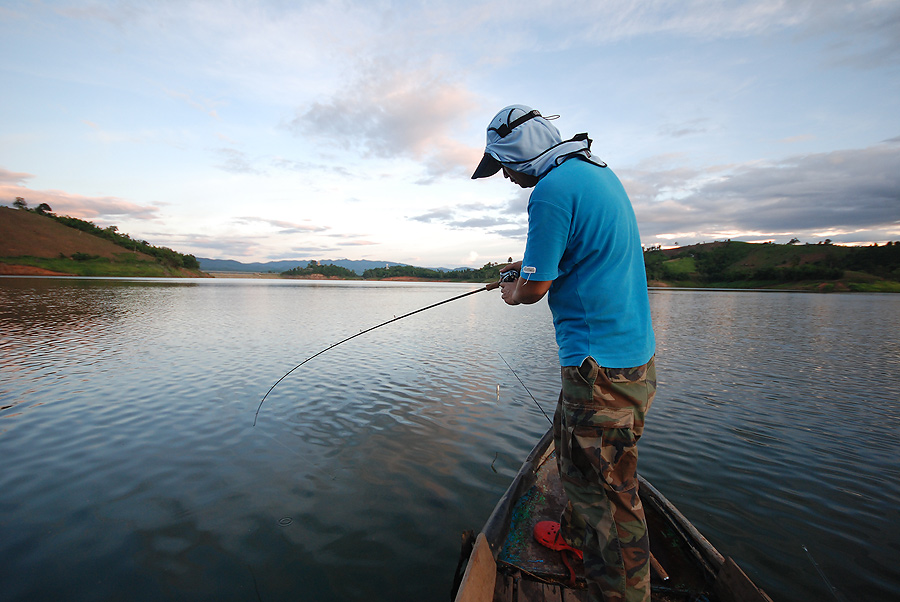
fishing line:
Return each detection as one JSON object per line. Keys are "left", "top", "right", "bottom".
{"left": 253, "top": 279, "right": 509, "bottom": 426}
{"left": 802, "top": 545, "right": 850, "bottom": 602}
{"left": 498, "top": 353, "right": 552, "bottom": 425}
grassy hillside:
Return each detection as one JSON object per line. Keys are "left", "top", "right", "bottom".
{"left": 644, "top": 240, "right": 900, "bottom": 292}
{"left": 0, "top": 206, "right": 206, "bottom": 278}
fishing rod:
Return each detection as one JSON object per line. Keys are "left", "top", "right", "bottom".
{"left": 253, "top": 271, "right": 519, "bottom": 426}
{"left": 498, "top": 353, "right": 552, "bottom": 425}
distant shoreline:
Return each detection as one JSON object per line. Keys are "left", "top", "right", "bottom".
{"left": 207, "top": 271, "right": 281, "bottom": 279}
{"left": 210, "top": 272, "right": 469, "bottom": 283}
{"left": 0, "top": 264, "right": 71, "bottom": 277}
{"left": 4, "top": 268, "right": 896, "bottom": 292}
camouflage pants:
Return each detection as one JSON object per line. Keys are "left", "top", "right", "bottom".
{"left": 554, "top": 356, "right": 656, "bottom": 602}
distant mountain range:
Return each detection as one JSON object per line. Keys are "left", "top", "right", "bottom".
{"left": 198, "top": 257, "right": 414, "bottom": 275}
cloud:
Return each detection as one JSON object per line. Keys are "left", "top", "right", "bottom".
{"left": 659, "top": 118, "right": 710, "bottom": 139}
{"left": 408, "top": 198, "right": 528, "bottom": 239}
{"left": 148, "top": 232, "right": 251, "bottom": 256}
{"left": 288, "top": 237, "right": 382, "bottom": 257}
{"left": 271, "top": 157, "right": 352, "bottom": 177}
{"left": 1, "top": 170, "right": 161, "bottom": 221}
{"left": 698, "top": 145, "right": 899, "bottom": 231}
{"left": 779, "top": 134, "right": 816, "bottom": 144}
{"left": 409, "top": 207, "right": 456, "bottom": 223}
{"left": 232, "top": 216, "right": 330, "bottom": 234}
{"left": 340, "top": 239, "right": 379, "bottom": 246}
{"left": 214, "top": 148, "right": 263, "bottom": 175}
{"left": 40, "top": 1, "right": 900, "bottom": 100}
{"left": 289, "top": 245, "right": 344, "bottom": 255}
{"left": 488, "top": 0, "right": 900, "bottom": 59}
{"left": 164, "top": 88, "right": 221, "bottom": 119}
{"left": 289, "top": 58, "right": 481, "bottom": 179}
{"left": 407, "top": 186, "right": 533, "bottom": 239}
{"left": 0, "top": 168, "right": 33, "bottom": 185}
{"left": 803, "top": 1, "right": 900, "bottom": 69}
{"left": 151, "top": 230, "right": 342, "bottom": 261}
{"left": 451, "top": 216, "right": 519, "bottom": 229}
{"left": 626, "top": 140, "right": 900, "bottom": 244}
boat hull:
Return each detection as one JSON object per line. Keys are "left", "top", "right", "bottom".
{"left": 453, "top": 429, "right": 772, "bottom": 602}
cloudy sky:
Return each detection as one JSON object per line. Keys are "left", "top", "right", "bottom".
{"left": 1, "top": 1, "right": 898, "bottom": 267}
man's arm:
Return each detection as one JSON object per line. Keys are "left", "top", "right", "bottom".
{"left": 504, "top": 277, "right": 551, "bottom": 305}
{"left": 498, "top": 260, "right": 552, "bottom": 305}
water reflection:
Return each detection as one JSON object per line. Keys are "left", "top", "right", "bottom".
{"left": 644, "top": 289, "right": 900, "bottom": 601}
{"left": 1, "top": 279, "right": 898, "bottom": 601}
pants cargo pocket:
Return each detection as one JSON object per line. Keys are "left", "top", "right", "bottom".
{"left": 570, "top": 407, "right": 637, "bottom": 491}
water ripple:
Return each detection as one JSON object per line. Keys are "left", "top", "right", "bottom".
{"left": 1, "top": 280, "right": 899, "bottom": 601}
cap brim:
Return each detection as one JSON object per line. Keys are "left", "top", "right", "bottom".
{"left": 471, "top": 153, "right": 502, "bottom": 179}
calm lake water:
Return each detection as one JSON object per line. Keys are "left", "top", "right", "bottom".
{"left": 1, "top": 277, "right": 898, "bottom": 602}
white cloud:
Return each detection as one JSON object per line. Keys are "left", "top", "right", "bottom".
{"left": 232, "top": 216, "right": 330, "bottom": 235}
{"left": 0, "top": 168, "right": 33, "bottom": 185}
{"left": 164, "top": 88, "right": 221, "bottom": 119}
{"left": 214, "top": 148, "right": 263, "bottom": 175}
{"left": 290, "top": 58, "right": 482, "bottom": 179}
{"left": 1, "top": 179, "right": 160, "bottom": 222}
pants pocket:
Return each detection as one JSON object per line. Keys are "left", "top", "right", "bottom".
{"left": 570, "top": 408, "right": 637, "bottom": 491}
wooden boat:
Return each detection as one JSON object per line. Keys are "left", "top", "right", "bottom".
{"left": 451, "top": 428, "right": 773, "bottom": 602}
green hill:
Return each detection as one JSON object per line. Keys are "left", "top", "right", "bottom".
{"left": 0, "top": 204, "right": 206, "bottom": 278}
{"left": 644, "top": 240, "right": 900, "bottom": 292}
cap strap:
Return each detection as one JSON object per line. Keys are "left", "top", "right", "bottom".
{"left": 489, "top": 109, "right": 541, "bottom": 138}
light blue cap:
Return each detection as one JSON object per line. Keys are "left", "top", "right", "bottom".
{"left": 472, "top": 105, "right": 594, "bottom": 180}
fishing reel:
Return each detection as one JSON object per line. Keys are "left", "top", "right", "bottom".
{"left": 486, "top": 269, "right": 519, "bottom": 291}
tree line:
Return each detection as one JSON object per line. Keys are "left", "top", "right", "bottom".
{"left": 643, "top": 240, "right": 899, "bottom": 284}
{"left": 284, "top": 241, "right": 900, "bottom": 286}
{"left": 281, "top": 261, "right": 507, "bottom": 282}
{"left": 282, "top": 261, "right": 359, "bottom": 278}
{"left": 360, "top": 262, "right": 506, "bottom": 281}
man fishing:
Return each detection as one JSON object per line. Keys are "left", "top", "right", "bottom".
{"left": 472, "top": 105, "right": 657, "bottom": 602}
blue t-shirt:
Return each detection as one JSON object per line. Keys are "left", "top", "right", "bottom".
{"left": 521, "top": 157, "right": 655, "bottom": 368}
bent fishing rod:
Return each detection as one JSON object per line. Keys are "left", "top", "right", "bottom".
{"left": 253, "top": 271, "right": 519, "bottom": 426}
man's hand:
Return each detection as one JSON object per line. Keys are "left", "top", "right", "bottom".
{"left": 499, "top": 279, "right": 520, "bottom": 305}
{"left": 499, "top": 260, "right": 523, "bottom": 305}
{"left": 498, "top": 260, "right": 551, "bottom": 305}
